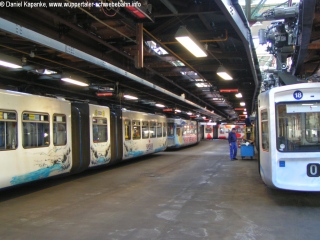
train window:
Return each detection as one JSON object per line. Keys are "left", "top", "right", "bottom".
{"left": 176, "top": 127, "right": 181, "bottom": 136}
{"left": 183, "top": 125, "right": 188, "bottom": 136}
{"left": 53, "top": 114, "right": 67, "bottom": 146}
{"left": 163, "top": 123, "right": 167, "bottom": 137}
{"left": 22, "top": 112, "right": 50, "bottom": 148}
{"left": 0, "top": 110, "right": 17, "bottom": 151}
{"left": 150, "top": 121, "right": 156, "bottom": 138}
{"left": 167, "top": 123, "right": 174, "bottom": 137}
{"left": 276, "top": 102, "right": 320, "bottom": 152}
{"left": 261, "top": 110, "right": 269, "bottom": 151}
{"left": 92, "top": 117, "right": 108, "bottom": 143}
{"left": 124, "top": 120, "right": 131, "bottom": 140}
{"left": 157, "top": 122, "right": 162, "bottom": 137}
{"left": 132, "top": 120, "right": 141, "bottom": 140}
{"left": 142, "top": 121, "right": 149, "bottom": 139}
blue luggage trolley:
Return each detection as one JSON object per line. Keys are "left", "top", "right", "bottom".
{"left": 240, "top": 144, "right": 254, "bottom": 159}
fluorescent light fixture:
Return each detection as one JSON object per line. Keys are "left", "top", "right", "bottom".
{"left": 0, "top": 60, "right": 22, "bottom": 69}
{"left": 175, "top": 109, "right": 181, "bottom": 113}
{"left": 61, "top": 77, "right": 89, "bottom": 87}
{"left": 155, "top": 103, "right": 165, "bottom": 108}
{"left": 216, "top": 65, "right": 233, "bottom": 80}
{"left": 175, "top": 26, "right": 207, "bottom": 58}
{"left": 187, "top": 112, "right": 192, "bottom": 115}
{"left": 240, "top": 102, "right": 246, "bottom": 106}
{"left": 243, "top": 111, "right": 247, "bottom": 114}
{"left": 235, "top": 93, "right": 242, "bottom": 98}
{"left": 124, "top": 94, "right": 138, "bottom": 100}
{"left": 0, "top": 53, "right": 22, "bottom": 69}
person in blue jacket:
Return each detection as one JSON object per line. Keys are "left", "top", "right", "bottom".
{"left": 228, "top": 128, "right": 238, "bottom": 160}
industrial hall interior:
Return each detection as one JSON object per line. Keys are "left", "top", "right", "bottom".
{"left": 2, "top": 1, "right": 320, "bottom": 240}
{"left": 0, "top": 1, "right": 319, "bottom": 121}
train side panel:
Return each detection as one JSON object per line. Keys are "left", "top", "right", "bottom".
{"left": 121, "top": 110, "right": 167, "bottom": 160}
{"left": 88, "top": 104, "right": 111, "bottom": 167}
{"left": 0, "top": 90, "right": 73, "bottom": 188}
{"left": 202, "top": 123, "right": 218, "bottom": 139}
{"left": 71, "top": 103, "right": 90, "bottom": 173}
{"left": 167, "top": 118, "right": 199, "bottom": 148}
{"left": 109, "top": 109, "right": 123, "bottom": 164}
{"left": 71, "top": 103, "right": 112, "bottom": 171}
{"left": 217, "top": 124, "right": 245, "bottom": 139}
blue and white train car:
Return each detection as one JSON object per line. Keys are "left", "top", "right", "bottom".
{"left": 167, "top": 118, "right": 200, "bottom": 149}
{"left": 0, "top": 90, "right": 73, "bottom": 188}
{"left": 121, "top": 110, "right": 167, "bottom": 159}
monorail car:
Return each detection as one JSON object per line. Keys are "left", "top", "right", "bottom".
{"left": 202, "top": 123, "right": 245, "bottom": 140}
{"left": 121, "top": 110, "right": 167, "bottom": 159}
{"left": 257, "top": 83, "right": 320, "bottom": 191}
{"left": 0, "top": 89, "right": 168, "bottom": 189}
{"left": 167, "top": 118, "right": 200, "bottom": 149}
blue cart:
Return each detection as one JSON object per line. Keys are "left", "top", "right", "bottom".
{"left": 240, "top": 144, "right": 254, "bottom": 159}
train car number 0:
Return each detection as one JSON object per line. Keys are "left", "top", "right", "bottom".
{"left": 307, "top": 163, "right": 320, "bottom": 177}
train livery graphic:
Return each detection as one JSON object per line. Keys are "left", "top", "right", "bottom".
{"left": 0, "top": 89, "right": 200, "bottom": 189}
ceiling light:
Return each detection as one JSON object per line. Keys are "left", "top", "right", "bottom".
{"left": 175, "top": 109, "right": 181, "bottom": 113}
{"left": 235, "top": 93, "right": 242, "bottom": 98}
{"left": 61, "top": 77, "right": 89, "bottom": 86}
{"left": 61, "top": 74, "right": 89, "bottom": 87}
{"left": 124, "top": 94, "right": 138, "bottom": 100}
{"left": 0, "top": 53, "right": 22, "bottom": 69}
{"left": 240, "top": 102, "right": 246, "bottom": 106}
{"left": 175, "top": 26, "right": 207, "bottom": 58}
{"left": 216, "top": 65, "right": 233, "bottom": 80}
{"left": 155, "top": 103, "right": 165, "bottom": 108}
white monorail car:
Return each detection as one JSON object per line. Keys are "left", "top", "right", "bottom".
{"left": 167, "top": 118, "right": 200, "bottom": 149}
{"left": 0, "top": 90, "right": 168, "bottom": 189}
{"left": 258, "top": 83, "right": 320, "bottom": 191}
{"left": 0, "top": 90, "right": 74, "bottom": 188}
{"left": 121, "top": 110, "right": 167, "bottom": 159}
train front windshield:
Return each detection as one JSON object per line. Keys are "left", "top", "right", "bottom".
{"left": 276, "top": 102, "right": 320, "bottom": 152}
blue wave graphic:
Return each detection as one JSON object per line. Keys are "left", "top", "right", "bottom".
{"left": 10, "top": 163, "right": 64, "bottom": 185}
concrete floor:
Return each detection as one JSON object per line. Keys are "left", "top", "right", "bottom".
{"left": 1, "top": 140, "right": 320, "bottom": 240}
